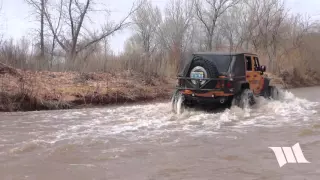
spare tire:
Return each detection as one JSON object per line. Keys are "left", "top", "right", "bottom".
{"left": 187, "top": 56, "right": 220, "bottom": 88}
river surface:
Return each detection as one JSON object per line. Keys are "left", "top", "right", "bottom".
{"left": 0, "top": 86, "right": 320, "bottom": 180}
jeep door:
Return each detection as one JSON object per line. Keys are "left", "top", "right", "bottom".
{"left": 245, "top": 55, "right": 264, "bottom": 94}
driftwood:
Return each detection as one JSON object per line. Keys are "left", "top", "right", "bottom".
{"left": 0, "top": 62, "right": 23, "bottom": 79}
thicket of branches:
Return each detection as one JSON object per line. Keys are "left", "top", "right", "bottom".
{"left": 0, "top": 0, "right": 319, "bottom": 82}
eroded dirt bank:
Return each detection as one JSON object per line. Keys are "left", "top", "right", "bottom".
{"left": 0, "top": 63, "right": 175, "bottom": 112}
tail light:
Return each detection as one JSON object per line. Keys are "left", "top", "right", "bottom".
{"left": 226, "top": 81, "right": 233, "bottom": 88}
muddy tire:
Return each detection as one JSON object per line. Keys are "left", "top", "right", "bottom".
{"left": 264, "top": 86, "right": 280, "bottom": 100}
{"left": 171, "top": 90, "right": 185, "bottom": 114}
{"left": 226, "top": 96, "right": 234, "bottom": 108}
{"left": 236, "top": 89, "right": 255, "bottom": 109}
{"left": 270, "top": 86, "right": 280, "bottom": 100}
{"left": 171, "top": 90, "right": 178, "bottom": 112}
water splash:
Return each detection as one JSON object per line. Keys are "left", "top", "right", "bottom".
{"left": 2, "top": 89, "right": 318, "bottom": 145}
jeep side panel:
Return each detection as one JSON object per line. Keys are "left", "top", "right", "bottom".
{"left": 244, "top": 55, "right": 266, "bottom": 95}
{"left": 234, "top": 81, "right": 250, "bottom": 94}
{"left": 260, "top": 77, "right": 271, "bottom": 96}
{"left": 231, "top": 54, "right": 246, "bottom": 77}
{"left": 229, "top": 54, "right": 247, "bottom": 94}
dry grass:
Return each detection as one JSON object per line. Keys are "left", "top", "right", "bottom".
{"left": 0, "top": 68, "right": 175, "bottom": 112}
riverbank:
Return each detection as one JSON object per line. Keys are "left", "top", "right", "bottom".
{"left": 0, "top": 63, "right": 175, "bottom": 112}
{"left": 0, "top": 63, "right": 318, "bottom": 112}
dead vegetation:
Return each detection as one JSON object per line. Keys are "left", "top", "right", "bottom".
{"left": 0, "top": 69, "right": 174, "bottom": 112}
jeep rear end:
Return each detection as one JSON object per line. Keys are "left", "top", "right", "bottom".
{"left": 177, "top": 75, "right": 235, "bottom": 105}
{"left": 174, "top": 52, "right": 248, "bottom": 106}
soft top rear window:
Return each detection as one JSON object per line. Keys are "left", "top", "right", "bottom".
{"left": 196, "top": 54, "right": 233, "bottom": 73}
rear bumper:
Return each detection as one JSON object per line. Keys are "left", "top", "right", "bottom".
{"left": 176, "top": 76, "right": 235, "bottom": 94}
{"left": 180, "top": 89, "right": 233, "bottom": 97}
{"left": 183, "top": 92, "right": 233, "bottom": 105}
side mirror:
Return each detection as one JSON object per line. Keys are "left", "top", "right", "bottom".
{"left": 260, "top": 65, "right": 266, "bottom": 72}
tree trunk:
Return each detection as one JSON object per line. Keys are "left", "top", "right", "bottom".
{"left": 49, "top": 36, "right": 56, "bottom": 70}
{"left": 207, "top": 34, "right": 213, "bottom": 51}
{"left": 40, "top": 0, "right": 45, "bottom": 59}
{"left": 67, "top": 51, "right": 77, "bottom": 70}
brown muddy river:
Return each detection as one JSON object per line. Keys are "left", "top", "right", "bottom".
{"left": 0, "top": 87, "right": 320, "bottom": 180}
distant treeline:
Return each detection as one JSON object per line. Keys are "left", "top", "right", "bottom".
{"left": 0, "top": 0, "right": 319, "bottom": 84}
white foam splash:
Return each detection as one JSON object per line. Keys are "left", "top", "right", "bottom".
{"left": 2, "top": 89, "right": 318, "bottom": 145}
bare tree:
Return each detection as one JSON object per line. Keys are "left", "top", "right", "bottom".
{"left": 132, "top": 1, "right": 162, "bottom": 58}
{"left": 0, "top": 3, "right": 3, "bottom": 47}
{"left": 242, "top": 0, "right": 287, "bottom": 71}
{"left": 42, "top": 0, "right": 142, "bottom": 69}
{"left": 195, "top": 0, "right": 240, "bottom": 51}
{"left": 40, "top": 0, "right": 45, "bottom": 58}
{"left": 25, "top": 0, "right": 48, "bottom": 67}
{"left": 127, "top": 15, "right": 162, "bottom": 74}
{"left": 158, "top": 0, "right": 194, "bottom": 72}
{"left": 219, "top": 2, "right": 248, "bottom": 52}
{"left": 159, "top": 0, "right": 194, "bottom": 50}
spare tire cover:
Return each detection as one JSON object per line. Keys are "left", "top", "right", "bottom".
{"left": 187, "top": 56, "right": 220, "bottom": 87}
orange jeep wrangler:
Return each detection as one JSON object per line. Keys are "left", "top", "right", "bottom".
{"left": 171, "top": 52, "right": 280, "bottom": 114}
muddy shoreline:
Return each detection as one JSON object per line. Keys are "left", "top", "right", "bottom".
{"left": 0, "top": 64, "right": 176, "bottom": 112}
{"left": 2, "top": 83, "right": 317, "bottom": 113}
{"left": 0, "top": 91, "right": 174, "bottom": 112}
{"left": 1, "top": 82, "right": 319, "bottom": 112}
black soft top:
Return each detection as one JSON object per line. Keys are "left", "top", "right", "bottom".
{"left": 178, "top": 52, "right": 255, "bottom": 76}
{"left": 193, "top": 52, "right": 257, "bottom": 56}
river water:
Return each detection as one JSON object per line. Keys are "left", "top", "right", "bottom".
{"left": 0, "top": 87, "right": 320, "bottom": 180}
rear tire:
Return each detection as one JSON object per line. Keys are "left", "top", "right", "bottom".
{"left": 270, "top": 86, "right": 280, "bottom": 100}
{"left": 226, "top": 96, "right": 234, "bottom": 108}
{"left": 264, "top": 86, "right": 280, "bottom": 100}
{"left": 236, "top": 89, "right": 255, "bottom": 109}
{"left": 171, "top": 90, "right": 185, "bottom": 114}
{"left": 171, "top": 90, "right": 178, "bottom": 113}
